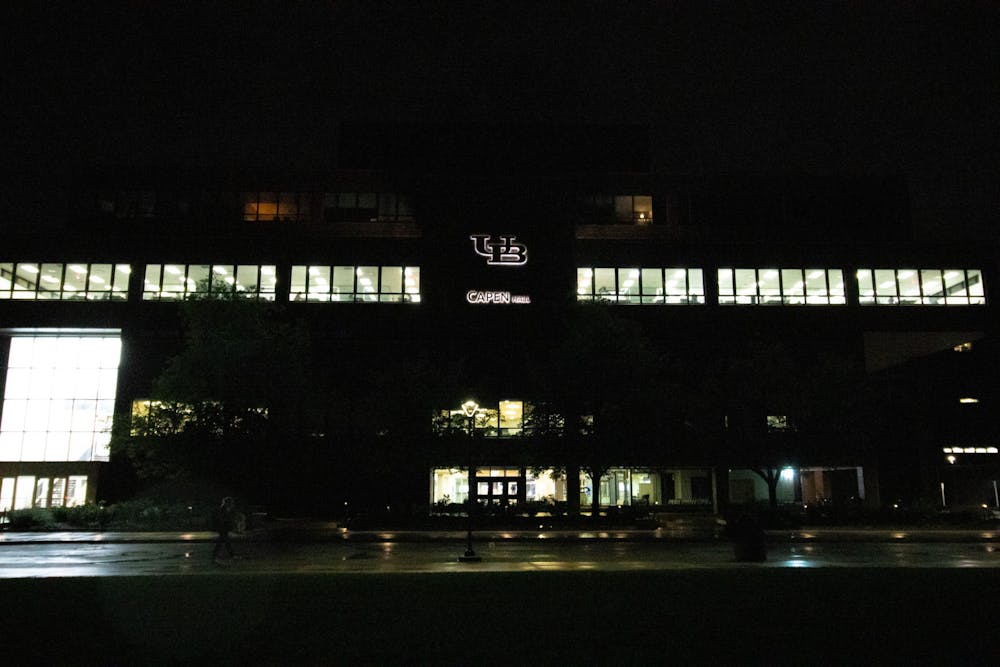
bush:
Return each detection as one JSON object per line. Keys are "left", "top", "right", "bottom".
{"left": 6, "top": 508, "right": 56, "bottom": 530}
{"left": 50, "top": 503, "right": 108, "bottom": 528}
{"left": 104, "top": 498, "right": 212, "bottom": 530}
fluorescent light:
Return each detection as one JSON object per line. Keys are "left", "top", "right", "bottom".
{"left": 20, "top": 264, "right": 39, "bottom": 274}
{"left": 69, "top": 265, "right": 87, "bottom": 274}
{"left": 959, "top": 397, "right": 979, "bottom": 404}
{"left": 165, "top": 265, "right": 181, "bottom": 275}
{"left": 808, "top": 270, "right": 824, "bottom": 280}
{"left": 213, "top": 266, "right": 228, "bottom": 275}
{"left": 897, "top": 270, "right": 914, "bottom": 279}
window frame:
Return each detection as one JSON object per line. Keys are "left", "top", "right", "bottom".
{"left": 0, "top": 263, "right": 131, "bottom": 301}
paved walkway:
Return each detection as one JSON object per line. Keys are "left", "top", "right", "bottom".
{"left": 2, "top": 521, "right": 1000, "bottom": 544}
{"left": 2, "top": 536, "right": 999, "bottom": 578}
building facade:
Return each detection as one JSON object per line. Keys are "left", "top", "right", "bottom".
{"left": 1, "top": 128, "right": 996, "bottom": 516}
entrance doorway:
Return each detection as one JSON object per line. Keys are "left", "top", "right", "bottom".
{"left": 474, "top": 468, "right": 523, "bottom": 506}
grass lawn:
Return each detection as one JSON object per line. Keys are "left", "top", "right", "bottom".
{"left": 2, "top": 569, "right": 996, "bottom": 665}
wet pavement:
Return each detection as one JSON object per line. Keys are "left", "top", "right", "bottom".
{"left": 2, "top": 532, "right": 999, "bottom": 578}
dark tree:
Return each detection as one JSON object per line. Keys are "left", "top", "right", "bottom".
{"left": 537, "top": 304, "right": 675, "bottom": 516}
{"left": 111, "top": 292, "right": 318, "bottom": 505}
{"left": 700, "top": 338, "right": 871, "bottom": 509}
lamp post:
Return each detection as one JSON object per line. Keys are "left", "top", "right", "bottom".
{"left": 459, "top": 399, "right": 482, "bottom": 562}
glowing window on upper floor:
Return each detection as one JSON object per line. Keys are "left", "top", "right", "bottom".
{"left": 142, "top": 264, "right": 277, "bottom": 301}
{"left": 717, "top": 268, "right": 845, "bottom": 305}
{"left": 577, "top": 267, "right": 705, "bottom": 304}
{"left": 857, "top": 269, "right": 985, "bottom": 305}
{"left": 242, "top": 192, "right": 309, "bottom": 222}
{"left": 0, "top": 263, "right": 131, "bottom": 301}
{"left": 289, "top": 265, "right": 420, "bottom": 303}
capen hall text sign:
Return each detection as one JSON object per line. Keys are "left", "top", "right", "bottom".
{"left": 467, "top": 234, "right": 531, "bottom": 305}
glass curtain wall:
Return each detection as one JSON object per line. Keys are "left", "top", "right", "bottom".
{"left": 857, "top": 268, "right": 985, "bottom": 305}
{"left": 0, "top": 335, "right": 121, "bottom": 465}
{"left": 717, "top": 268, "right": 845, "bottom": 305}
{"left": 577, "top": 268, "right": 705, "bottom": 304}
{"left": 290, "top": 265, "right": 420, "bottom": 302}
{"left": 0, "top": 263, "right": 131, "bottom": 300}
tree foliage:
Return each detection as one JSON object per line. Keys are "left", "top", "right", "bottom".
{"left": 535, "top": 304, "right": 678, "bottom": 513}
{"left": 111, "top": 293, "right": 316, "bottom": 502}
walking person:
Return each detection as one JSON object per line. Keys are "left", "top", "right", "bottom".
{"left": 211, "top": 496, "right": 237, "bottom": 563}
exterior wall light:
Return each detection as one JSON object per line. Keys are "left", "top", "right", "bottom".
{"left": 959, "top": 397, "right": 980, "bottom": 404}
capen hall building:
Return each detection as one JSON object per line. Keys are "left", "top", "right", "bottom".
{"left": 0, "top": 125, "right": 995, "bottom": 515}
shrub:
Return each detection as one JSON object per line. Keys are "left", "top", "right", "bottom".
{"left": 6, "top": 508, "right": 56, "bottom": 530}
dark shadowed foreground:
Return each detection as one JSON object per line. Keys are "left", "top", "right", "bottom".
{"left": 3, "top": 569, "right": 996, "bottom": 665}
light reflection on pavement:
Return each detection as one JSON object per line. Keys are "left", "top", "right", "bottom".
{"left": 1, "top": 539, "right": 999, "bottom": 578}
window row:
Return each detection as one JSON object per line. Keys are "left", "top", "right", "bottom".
{"left": 857, "top": 269, "right": 984, "bottom": 305}
{"left": 143, "top": 264, "right": 278, "bottom": 300}
{"left": 578, "top": 267, "right": 986, "bottom": 306}
{"left": 430, "top": 467, "right": 710, "bottom": 507}
{"left": 0, "top": 262, "right": 987, "bottom": 306}
{"left": 718, "top": 268, "right": 846, "bottom": 305}
{"left": 242, "top": 191, "right": 414, "bottom": 223}
{"left": 0, "top": 475, "right": 89, "bottom": 512}
{"left": 290, "top": 266, "right": 421, "bottom": 302}
{"left": 577, "top": 268, "right": 706, "bottom": 304}
{"left": 434, "top": 400, "right": 540, "bottom": 437}
{"left": 0, "top": 263, "right": 131, "bottom": 300}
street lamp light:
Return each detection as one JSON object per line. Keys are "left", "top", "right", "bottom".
{"left": 459, "top": 399, "right": 482, "bottom": 562}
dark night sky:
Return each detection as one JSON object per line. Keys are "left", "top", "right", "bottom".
{"left": 2, "top": 1, "right": 998, "bottom": 241}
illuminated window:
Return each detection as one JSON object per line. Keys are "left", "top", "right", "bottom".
{"left": 323, "top": 192, "right": 414, "bottom": 222}
{"left": 718, "top": 268, "right": 845, "bottom": 305}
{"left": 0, "top": 263, "right": 131, "bottom": 301}
{"left": 433, "top": 400, "right": 536, "bottom": 437}
{"left": 431, "top": 468, "right": 469, "bottom": 505}
{"left": 767, "top": 415, "right": 795, "bottom": 431}
{"left": 289, "top": 265, "right": 420, "bottom": 303}
{"left": 525, "top": 469, "right": 566, "bottom": 502}
{"left": 0, "top": 335, "right": 121, "bottom": 465}
{"left": 577, "top": 267, "right": 704, "bottom": 304}
{"left": 857, "top": 269, "right": 985, "bottom": 305}
{"left": 242, "top": 192, "right": 308, "bottom": 222}
{"left": 142, "top": 264, "right": 277, "bottom": 300}
{"left": 129, "top": 399, "right": 266, "bottom": 437}
{"left": 0, "top": 475, "right": 88, "bottom": 511}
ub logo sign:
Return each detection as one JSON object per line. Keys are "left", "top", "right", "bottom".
{"left": 470, "top": 234, "right": 528, "bottom": 266}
